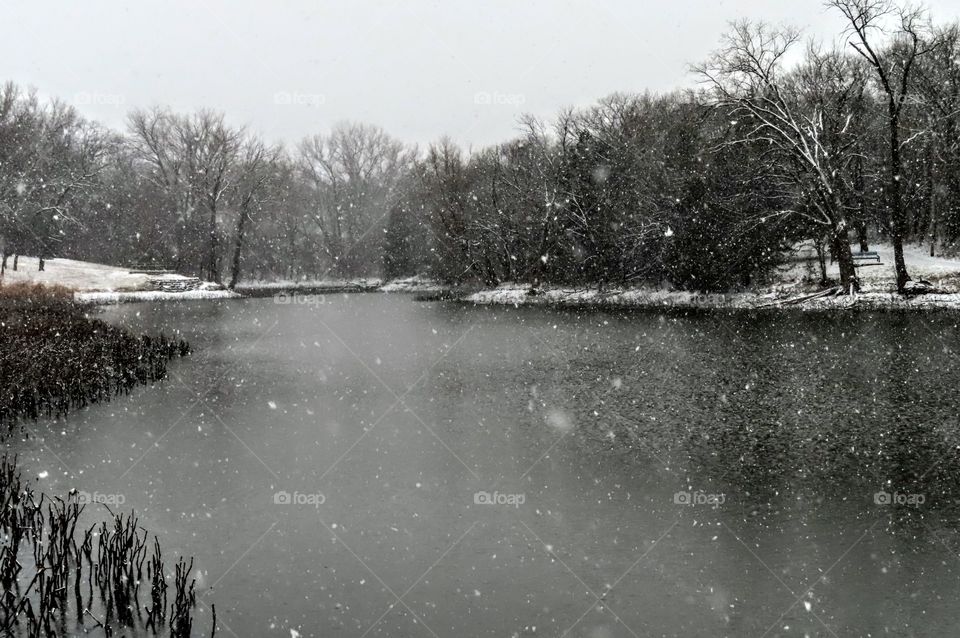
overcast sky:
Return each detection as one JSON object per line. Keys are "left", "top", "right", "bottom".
{"left": 2, "top": 0, "right": 956, "bottom": 148}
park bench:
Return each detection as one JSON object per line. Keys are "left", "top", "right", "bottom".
{"left": 852, "top": 251, "right": 882, "bottom": 267}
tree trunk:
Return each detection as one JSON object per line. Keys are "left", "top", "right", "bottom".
{"left": 888, "top": 110, "right": 910, "bottom": 293}
{"left": 815, "top": 237, "right": 828, "bottom": 285}
{"left": 926, "top": 145, "right": 937, "bottom": 258}
{"left": 832, "top": 224, "right": 859, "bottom": 293}
{"left": 206, "top": 210, "right": 220, "bottom": 284}
{"left": 928, "top": 212, "right": 937, "bottom": 257}
{"left": 531, "top": 212, "right": 556, "bottom": 288}
{"left": 228, "top": 210, "right": 249, "bottom": 290}
{"left": 854, "top": 156, "right": 869, "bottom": 253}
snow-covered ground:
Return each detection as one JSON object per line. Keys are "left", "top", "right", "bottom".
{"left": 235, "top": 275, "right": 447, "bottom": 293}
{"left": 779, "top": 242, "right": 960, "bottom": 289}
{"left": 1, "top": 257, "right": 156, "bottom": 291}
{"left": 74, "top": 289, "right": 239, "bottom": 304}
{"left": 10, "top": 248, "right": 960, "bottom": 310}
{"left": 468, "top": 243, "right": 960, "bottom": 311}
{"left": 235, "top": 278, "right": 383, "bottom": 291}
{"left": 466, "top": 282, "right": 960, "bottom": 311}
{"left": 1, "top": 257, "right": 446, "bottom": 302}
{"left": 379, "top": 276, "right": 447, "bottom": 293}
{"left": 468, "top": 285, "right": 752, "bottom": 309}
{"left": 0, "top": 256, "right": 234, "bottom": 302}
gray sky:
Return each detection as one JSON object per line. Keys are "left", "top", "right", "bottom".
{"left": 2, "top": 0, "right": 956, "bottom": 148}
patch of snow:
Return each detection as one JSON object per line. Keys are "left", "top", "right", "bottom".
{"left": 2, "top": 256, "right": 152, "bottom": 291}
{"left": 466, "top": 243, "right": 960, "bottom": 311}
{"left": 379, "top": 276, "right": 446, "bottom": 293}
{"left": 75, "top": 289, "right": 240, "bottom": 304}
{"left": 2, "top": 256, "right": 226, "bottom": 296}
{"left": 467, "top": 284, "right": 758, "bottom": 310}
{"left": 466, "top": 282, "right": 960, "bottom": 311}
{"left": 779, "top": 242, "right": 960, "bottom": 287}
{"left": 236, "top": 278, "right": 382, "bottom": 291}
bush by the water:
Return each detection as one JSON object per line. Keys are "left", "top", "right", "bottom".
{"left": 0, "top": 283, "right": 190, "bottom": 427}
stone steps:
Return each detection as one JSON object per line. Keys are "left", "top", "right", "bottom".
{"left": 147, "top": 277, "right": 203, "bottom": 292}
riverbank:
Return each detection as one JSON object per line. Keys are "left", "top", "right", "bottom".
{"left": 72, "top": 277, "right": 442, "bottom": 304}
{"left": 9, "top": 245, "right": 960, "bottom": 311}
{"left": 464, "top": 282, "right": 960, "bottom": 311}
{"left": 233, "top": 278, "right": 382, "bottom": 297}
{"left": 75, "top": 288, "right": 240, "bottom": 303}
{"left": 235, "top": 274, "right": 448, "bottom": 296}
{"left": 463, "top": 243, "right": 960, "bottom": 312}
{"left": 1, "top": 256, "right": 450, "bottom": 302}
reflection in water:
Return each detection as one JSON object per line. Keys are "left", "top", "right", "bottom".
{"left": 9, "top": 297, "right": 960, "bottom": 637}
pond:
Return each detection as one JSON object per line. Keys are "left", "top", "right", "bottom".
{"left": 12, "top": 295, "right": 960, "bottom": 637}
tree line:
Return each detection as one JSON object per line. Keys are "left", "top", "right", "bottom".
{"left": 1, "top": 0, "right": 958, "bottom": 293}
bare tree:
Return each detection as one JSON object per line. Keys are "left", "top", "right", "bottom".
{"left": 696, "top": 21, "right": 868, "bottom": 290}
{"left": 127, "top": 108, "right": 243, "bottom": 281}
{"left": 185, "top": 112, "right": 244, "bottom": 283}
{"left": 0, "top": 84, "right": 111, "bottom": 272}
{"left": 227, "top": 137, "right": 283, "bottom": 289}
{"left": 415, "top": 137, "right": 497, "bottom": 283}
{"left": 298, "top": 122, "right": 410, "bottom": 277}
{"left": 829, "top": 0, "right": 934, "bottom": 292}
{"left": 913, "top": 22, "right": 960, "bottom": 255}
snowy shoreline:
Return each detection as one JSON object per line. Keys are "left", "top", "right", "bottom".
{"left": 15, "top": 253, "right": 960, "bottom": 311}
{"left": 74, "top": 289, "right": 241, "bottom": 304}
{"left": 462, "top": 283, "right": 960, "bottom": 312}
{"left": 70, "top": 280, "right": 960, "bottom": 311}
{"left": 235, "top": 275, "right": 447, "bottom": 295}
{"left": 72, "top": 276, "right": 449, "bottom": 304}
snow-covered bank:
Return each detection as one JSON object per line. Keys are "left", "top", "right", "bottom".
{"left": 780, "top": 242, "right": 960, "bottom": 289}
{"left": 467, "top": 285, "right": 757, "bottom": 309}
{"left": 465, "top": 282, "right": 960, "bottom": 312}
{"left": 379, "top": 276, "right": 447, "bottom": 293}
{"left": 463, "top": 243, "right": 960, "bottom": 312}
{"left": 3, "top": 256, "right": 234, "bottom": 305}
{"left": 1, "top": 257, "right": 219, "bottom": 292}
{"left": 234, "top": 276, "right": 447, "bottom": 295}
{"left": 1, "top": 256, "right": 148, "bottom": 290}
{"left": 235, "top": 278, "right": 382, "bottom": 293}
{"left": 67, "top": 273, "right": 448, "bottom": 302}
{"left": 75, "top": 289, "right": 240, "bottom": 304}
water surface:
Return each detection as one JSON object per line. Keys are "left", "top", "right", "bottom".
{"left": 13, "top": 295, "right": 960, "bottom": 637}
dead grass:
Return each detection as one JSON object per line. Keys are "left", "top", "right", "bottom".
{"left": 0, "top": 281, "right": 74, "bottom": 300}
